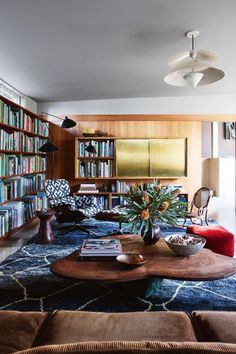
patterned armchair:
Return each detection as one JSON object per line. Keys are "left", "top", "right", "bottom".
{"left": 44, "top": 179, "right": 102, "bottom": 235}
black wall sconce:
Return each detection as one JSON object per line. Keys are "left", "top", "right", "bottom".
{"left": 39, "top": 112, "right": 77, "bottom": 153}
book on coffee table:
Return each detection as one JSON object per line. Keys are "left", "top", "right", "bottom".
{"left": 78, "top": 239, "right": 122, "bottom": 260}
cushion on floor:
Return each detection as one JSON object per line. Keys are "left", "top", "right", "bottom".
{"left": 186, "top": 225, "right": 235, "bottom": 257}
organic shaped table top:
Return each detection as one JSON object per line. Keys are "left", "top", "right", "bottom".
{"left": 50, "top": 235, "right": 236, "bottom": 283}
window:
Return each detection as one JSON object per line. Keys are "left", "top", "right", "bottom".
{"left": 0, "top": 78, "right": 25, "bottom": 106}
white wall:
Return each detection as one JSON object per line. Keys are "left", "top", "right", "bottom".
{"left": 38, "top": 95, "right": 236, "bottom": 115}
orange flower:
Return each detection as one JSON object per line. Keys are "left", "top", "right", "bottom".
{"left": 140, "top": 209, "right": 150, "bottom": 220}
{"left": 158, "top": 201, "right": 170, "bottom": 212}
{"left": 142, "top": 192, "right": 150, "bottom": 206}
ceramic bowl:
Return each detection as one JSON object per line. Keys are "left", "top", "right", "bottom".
{"left": 165, "top": 234, "right": 206, "bottom": 256}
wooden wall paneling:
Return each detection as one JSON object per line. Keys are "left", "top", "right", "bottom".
{"left": 48, "top": 119, "right": 202, "bottom": 200}
{"left": 69, "top": 114, "right": 236, "bottom": 122}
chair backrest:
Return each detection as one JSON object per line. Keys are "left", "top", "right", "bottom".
{"left": 44, "top": 179, "right": 71, "bottom": 200}
{"left": 192, "top": 187, "right": 211, "bottom": 209}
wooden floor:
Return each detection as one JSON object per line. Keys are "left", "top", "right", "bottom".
{"left": 0, "top": 219, "right": 40, "bottom": 263}
{"left": 0, "top": 211, "right": 235, "bottom": 264}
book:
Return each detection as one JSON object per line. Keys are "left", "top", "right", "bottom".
{"left": 80, "top": 239, "right": 122, "bottom": 256}
{"left": 78, "top": 183, "right": 99, "bottom": 193}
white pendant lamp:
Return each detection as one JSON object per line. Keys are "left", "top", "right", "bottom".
{"left": 164, "top": 31, "right": 225, "bottom": 88}
{"left": 183, "top": 72, "right": 204, "bottom": 88}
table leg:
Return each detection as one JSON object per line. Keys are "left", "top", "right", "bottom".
{"left": 107, "top": 278, "right": 163, "bottom": 300}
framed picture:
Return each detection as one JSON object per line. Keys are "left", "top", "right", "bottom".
{"left": 225, "top": 122, "right": 236, "bottom": 140}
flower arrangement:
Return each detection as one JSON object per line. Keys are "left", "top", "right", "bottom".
{"left": 120, "top": 180, "right": 187, "bottom": 239}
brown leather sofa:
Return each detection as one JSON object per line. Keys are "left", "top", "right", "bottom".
{"left": 1, "top": 310, "right": 236, "bottom": 353}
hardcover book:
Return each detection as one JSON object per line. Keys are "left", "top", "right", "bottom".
{"left": 78, "top": 239, "right": 122, "bottom": 260}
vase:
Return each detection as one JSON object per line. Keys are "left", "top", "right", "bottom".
{"left": 141, "top": 224, "right": 161, "bottom": 245}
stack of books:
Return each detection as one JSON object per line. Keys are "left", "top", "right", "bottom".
{"left": 78, "top": 183, "right": 99, "bottom": 193}
{"left": 78, "top": 239, "right": 122, "bottom": 260}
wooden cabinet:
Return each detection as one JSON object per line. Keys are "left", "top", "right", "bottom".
{"left": 0, "top": 95, "right": 48, "bottom": 239}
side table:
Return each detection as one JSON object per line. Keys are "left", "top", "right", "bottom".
{"left": 35, "top": 209, "right": 55, "bottom": 244}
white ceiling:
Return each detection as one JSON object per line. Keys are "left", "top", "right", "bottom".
{"left": 0, "top": 0, "right": 235, "bottom": 102}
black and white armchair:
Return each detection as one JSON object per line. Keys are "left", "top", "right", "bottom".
{"left": 44, "top": 179, "right": 102, "bottom": 235}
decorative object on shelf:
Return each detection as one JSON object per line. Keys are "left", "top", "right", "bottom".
{"left": 41, "top": 112, "right": 76, "bottom": 128}
{"left": 95, "top": 130, "right": 108, "bottom": 137}
{"left": 82, "top": 127, "right": 96, "bottom": 136}
{"left": 165, "top": 234, "right": 206, "bottom": 256}
{"left": 120, "top": 180, "right": 187, "bottom": 245}
{"left": 164, "top": 30, "right": 225, "bottom": 88}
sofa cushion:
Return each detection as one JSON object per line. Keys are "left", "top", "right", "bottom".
{"left": 0, "top": 310, "right": 48, "bottom": 354}
{"left": 186, "top": 225, "right": 235, "bottom": 257}
{"left": 192, "top": 311, "right": 236, "bottom": 343}
{"left": 36, "top": 311, "right": 197, "bottom": 346}
{"left": 14, "top": 341, "right": 236, "bottom": 354}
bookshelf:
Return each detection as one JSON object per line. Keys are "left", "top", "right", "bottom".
{"left": 75, "top": 137, "right": 129, "bottom": 209}
{"left": 75, "top": 137, "right": 116, "bottom": 179}
{"left": 0, "top": 95, "right": 49, "bottom": 239}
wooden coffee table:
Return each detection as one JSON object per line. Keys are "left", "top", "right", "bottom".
{"left": 50, "top": 235, "right": 236, "bottom": 282}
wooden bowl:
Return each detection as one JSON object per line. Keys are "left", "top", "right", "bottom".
{"left": 116, "top": 254, "right": 147, "bottom": 267}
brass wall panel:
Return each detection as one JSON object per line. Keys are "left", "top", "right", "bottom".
{"left": 116, "top": 139, "right": 149, "bottom": 177}
{"left": 150, "top": 139, "right": 187, "bottom": 177}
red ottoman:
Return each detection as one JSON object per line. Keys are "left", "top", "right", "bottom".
{"left": 186, "top": 225, "right": 235, "bottom": 257}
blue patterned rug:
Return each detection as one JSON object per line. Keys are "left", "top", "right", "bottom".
{"left": 0, "top": 219, "right": 235, "bottom": 312}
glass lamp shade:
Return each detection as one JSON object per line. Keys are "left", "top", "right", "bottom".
{"left": 183, "top": 72, "right": 204, "bottom": 88}
{"left": 38, "top": 141, "right": 59, "bottom": 153}
{"left": 61, "top": 116, "right": 77, "bottom": 128}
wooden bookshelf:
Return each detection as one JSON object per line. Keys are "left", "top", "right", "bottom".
{"left": 75, "top": 137, "right": 116, "bottom": 179}
{"left": 0, "top": 94, "right": 49, "bottom": 239}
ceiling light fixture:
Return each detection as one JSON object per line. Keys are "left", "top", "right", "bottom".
{"left": 41, "top": 112, "right": 77, "bottom": 128}
{"left": 164, "top": 30, "right": 225, "bottom": 88}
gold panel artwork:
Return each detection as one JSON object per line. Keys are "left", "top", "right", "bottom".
{"left": 116, "top": 138, "right": 187, "bottom": 178}
{"left": 150, "top": 139, "right": 187, "bottom": 177}
{"left": 116, "top": 139, "right": 149, "bottom": 177}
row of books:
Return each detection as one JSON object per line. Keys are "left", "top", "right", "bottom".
{"left": 78, "top": 239, "right": 122, "bottom": 260}
{"left": 23, "top": 114, "right": 49, "bottom": 136}
{"left": 78, "top": 161, "right": 114, "bottom": 178}
{"left": 0, "top": 192, "right": 48, "bottom": 237}
{"left": 21, "top": 135, "right": 48, "bottom": 153}
{"left": 114, "top": 180, "right": 130, "bottom": 193}
{"left": 78, "top": 140, "right": 114, "bottom": 157}
{"left": 0, "top": 173, "right": 46, "bottom": 203}
{"left": 0, "top": 128, "right": 47, "bottom": 152}
{"left": 93, "top": 196, "right": 109, "bottom": 209}
{"left": 0, "top": 100, "right": 49, "bottom": 136}
{"left": 0, "top": 155, "right": 46, "bottom": 177}
{"left": 111, "top": 195, "right": 127, "bottom": 208}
